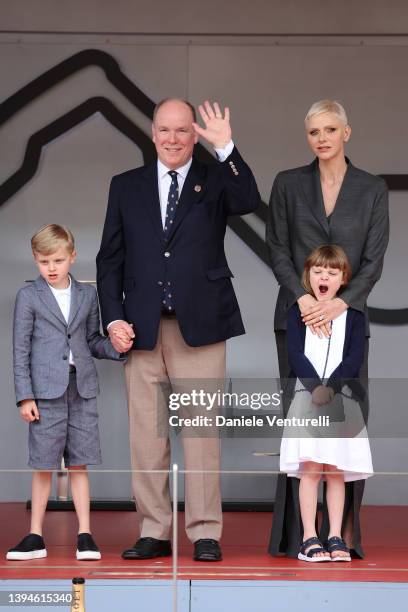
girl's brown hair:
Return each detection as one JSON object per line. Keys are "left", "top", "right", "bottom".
{"left": 302, "top": 244, "right": 352, "bottom": 295}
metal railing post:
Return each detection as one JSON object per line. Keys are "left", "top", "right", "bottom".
{"left": 172, "top": 463, "right": 179, "bottom": 612}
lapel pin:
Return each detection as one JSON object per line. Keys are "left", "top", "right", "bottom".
{"left": 194, "top": 184, "right": 202, "bottom": 192}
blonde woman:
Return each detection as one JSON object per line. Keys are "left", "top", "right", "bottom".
{"left": 266, "top": 100, "right": 389, "bottom": 559}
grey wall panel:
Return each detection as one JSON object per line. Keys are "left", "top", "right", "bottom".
{"left": 3, "top": 0, "right": 408, "bottom": 34}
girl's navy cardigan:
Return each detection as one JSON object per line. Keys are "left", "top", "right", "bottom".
{"left": 286, "top": 304, "right": 366, "bottom": 396}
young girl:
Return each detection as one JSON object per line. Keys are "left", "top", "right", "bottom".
{"left": 280, "top": 245, "right": 373, "bottom": 562}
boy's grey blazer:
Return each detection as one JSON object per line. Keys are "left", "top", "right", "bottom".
{"left": 266, "top": 158, "right": 389, "bottom": 334}
{"left": 13, "top": 275, "right": 122, "bottom": 404}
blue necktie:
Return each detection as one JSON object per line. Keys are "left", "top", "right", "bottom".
{"left": 162, "top": 170, "right": 179, "bottom": 313}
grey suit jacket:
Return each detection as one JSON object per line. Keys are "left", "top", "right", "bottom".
{"left": 266, "top": 158, "right": 389, "bottom": 334}
{"left": 13, "top": 275, "right": 123, "bottom": 404}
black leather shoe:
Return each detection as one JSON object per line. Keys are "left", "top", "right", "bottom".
{"left": 193, "top": 539, "right": 222, "bottom": 561}
{"left": 121, "top": 537, "right": 172, "bottom": 560}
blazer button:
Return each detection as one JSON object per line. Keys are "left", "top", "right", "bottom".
{"left": 67, "top": 334, "right": 71, "bottom": 339}
{"left": 164, "top": 251, "right": 170, "bottom": 258}
{"left": 63, "top": 355, "right": 68, "bottom": 360}
{"left": 158, "top": 281, "right": 163, "bottom": 286}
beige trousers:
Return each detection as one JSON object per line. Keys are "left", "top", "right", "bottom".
{"left": 124, "top": 318, "right": 225, "bottom": 542}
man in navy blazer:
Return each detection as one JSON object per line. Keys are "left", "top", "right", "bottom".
{"left": 97, "top": 99, "right": 260, "bottom": 561}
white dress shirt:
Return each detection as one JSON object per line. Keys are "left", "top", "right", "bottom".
{"left": 157, "top": 140, "right": 234, "bottom": 227}
{"left": 48, "top": 276, "right": 75, "bottom": 365}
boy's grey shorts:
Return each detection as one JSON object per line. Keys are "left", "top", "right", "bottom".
{"left": 28, "top": 370, "right": 102, "bottom": 469}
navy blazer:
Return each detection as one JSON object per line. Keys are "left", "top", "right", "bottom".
{"left": 96, "top": 147, "right": 260, "bottom": 349}
{"left": 287, "top": 304, "right": 366, "bottom": 396}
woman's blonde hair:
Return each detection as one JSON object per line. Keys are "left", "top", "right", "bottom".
{"left": 305, "top": 99, "right": 348, "bottom": 126}
{"left": 31, "top": 224, "right": 75, "bottom": 255}
{"left": 302, "top": 244, "right": 351, "bottom": 295}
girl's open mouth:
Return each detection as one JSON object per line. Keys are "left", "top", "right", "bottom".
{"left": 319, "top": 285, "right": 328, "bottom": 294}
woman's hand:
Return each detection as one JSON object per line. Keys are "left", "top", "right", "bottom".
{"left": 300, "top": 297, "right": 348, "bottom": 338}
{"left": 297, "top": 293, "right": 317, "bottom": 315}
{"left": 298, "top": 294, "right": 331, "bottom": 338}
{"left": 302, "top": 297, "right": 348, "bottom": 327}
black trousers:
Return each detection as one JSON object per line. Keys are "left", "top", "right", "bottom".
{"left": 268, "top": 330, "right": 369, "bottom": 559}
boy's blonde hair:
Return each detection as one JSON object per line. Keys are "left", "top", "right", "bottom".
{"left": 305, "top": 99, "right": 348, "bottom": 126}
{"left": 31, "top": 224, "right": 75, "bottom": 255}
{"left": 302, "top": 244, "right": 351, "bottom": 296}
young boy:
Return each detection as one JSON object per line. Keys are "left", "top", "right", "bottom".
{"left": 7, "top": 224, "right": 125, "bottom": 561}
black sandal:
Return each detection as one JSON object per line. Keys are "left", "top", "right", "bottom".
{"left": 298, "top": 537, "right": 330, "bottom": 563}
{"left": 324, "top": 536, "right": 351, "bottom": 562}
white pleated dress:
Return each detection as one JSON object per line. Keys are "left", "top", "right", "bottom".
{"left": 280, "top": 311, "right": 373, "bottom": 482}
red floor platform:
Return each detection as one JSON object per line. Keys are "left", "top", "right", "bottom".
{"left": 1, "top": 504, "right": 407, "bottom": 583}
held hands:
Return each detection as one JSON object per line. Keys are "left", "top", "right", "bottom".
{"left": 193, "top": 101, "right": 232, "bottom": 149}
{"left": 311, "top": 385, "right": 334, "bottom": 406}
{"left": 20, "top": 399, "right": 39, "bottom": 422}
{"left": 108, "top": 320, "right": 135, "bottom": 353}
